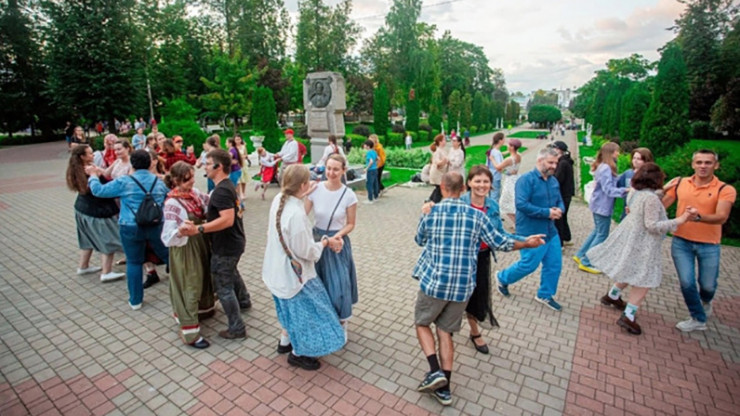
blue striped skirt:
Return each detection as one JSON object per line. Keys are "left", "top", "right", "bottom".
{"left": 273, "top": 278, "right": 345, "bottom": 357}
{"left": 314, "top": 228, "right": 358, "bottom": 320}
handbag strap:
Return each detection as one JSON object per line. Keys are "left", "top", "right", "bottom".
{"left": 324, "top": 186, "right": 348, "bottom": 233}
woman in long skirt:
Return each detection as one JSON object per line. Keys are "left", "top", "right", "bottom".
{"left": 306, "top": 154, "right": 358, "bottom": 333}
{"left": 262, "top": 164, "right": 345, "bottom": 371}
{"left": 161, "top": 162, "right": 215, "bottom": 349}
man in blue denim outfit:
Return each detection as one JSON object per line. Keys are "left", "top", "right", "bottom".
{"left": 87, "top": 150, "right": 170, "bottom": 310}
{"left": 662, "top": 150, "right": 736, "bottom": 332}
{"left": 496, "top": 147, "right": 566, "bottom": 311}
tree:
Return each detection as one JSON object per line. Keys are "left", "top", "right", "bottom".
{"left": 44, "top": 0, "right": 147, "bottom": 131}
{"left": 506, "top": 100, "right": 521, "bottom": 124}
{"left": 711, "top": 16, "right": 740, "bottom": 137}
{"left": 373, "top": 82, "right": 390, "bottom": 136}
{"left": 295, "top": 0, "right": 361, "bottom": 73}
{"left": 472, "top": 92, "right": 487, "bottom": 128}
{"left": 460, "top": 92, "right": 472, "bottom": 130}
{"left": 346, "top": 73, "right": 374, "bottom": 115}
{"left": 200, "top": 49, "right": 256, "bottom": 133}
{"left": 528, "top": 105, "right": 562, "bottom": 126}
{"left": 447, "top": 90, "right": 462, "bottom": 132}
{"left": 619, "top": 82, "right": 652, "bottom": 142}
{"left": 641, "top": 42, "right": 690, "bottom": 157}
{"left": 0, "top": 0, "right": 42, "bottom": 137}
{"left": 528, "top": 89, "right": 559, "bottom": 109}
{"left": 251, "top": 86, "right": 280, "bottom": 151}
{"left": 405, "top": 89, "right": 420, "bottom": 133}
{"left": 158, "top": 97, "right": 206, "bottom": 148}
{"left": 428, "top": 91, "right": 443, "bottom": 132}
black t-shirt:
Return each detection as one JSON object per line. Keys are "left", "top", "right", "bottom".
{"left": 207, "top": 179, "right": 245, "bottom": 256}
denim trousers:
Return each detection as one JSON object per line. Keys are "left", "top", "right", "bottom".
{"left": 119, "top": 224, "right": 170, "bottom": 306}
{"left": 499, "top": 234, "right": 562, "bottom": 300}
{"left": 491, "top": 178, "right": 502, "bottom": 203}
{"left": 365, "top": 169, "right": 379, "bottom": 200}
{"left": 576, "top": 213, "right": 612, "bottom": 267}
{"left": 671, "top": 236, "right": 720, "bottom": 323}
{"left": 211, "top": 254, "right": 250, "bottom": 334}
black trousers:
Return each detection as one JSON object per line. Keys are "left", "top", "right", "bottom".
{"left": 377, "top": 165, "right": 385, "bottom": 191}
{"left": 555, "top": 195, "right": 572, "bottom": 245}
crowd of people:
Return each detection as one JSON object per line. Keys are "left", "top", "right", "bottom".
{"left": 65, "top": 126, "right": 736, "bottom": 406}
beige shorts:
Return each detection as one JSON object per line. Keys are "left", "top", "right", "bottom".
{"left": 414, "top": 290, "right": 467, "bottom": 333}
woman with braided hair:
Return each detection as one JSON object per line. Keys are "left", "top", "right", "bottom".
{"left": 262, "top": 164, "right": 345, "bottom": 371}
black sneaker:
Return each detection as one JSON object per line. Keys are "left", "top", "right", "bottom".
{"left": 417, "top": 370, "right": 447, "bottom": 392}
{"left": 143, "top": 271, "right": 160, "bottom": 289}
{"left": 277, "top": 342, "right": 292, "bottom": 354}
{"left": 433, "top": 388, "right": 452, "bottom": 406}
{"left": 239, "top": 300, "right": 252, "bottom": 310}
{"left": 287, "top": 353, "right": 320, "bottom": 371}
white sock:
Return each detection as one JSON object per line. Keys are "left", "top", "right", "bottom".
{"left": 279, "top": 333, "right": 291, "bottom": 346}
{"left": 624, "top": 303, "right": 638, "bottom": 322}
{"left": 608, "top": 284, "right": 622, "bottom": 300}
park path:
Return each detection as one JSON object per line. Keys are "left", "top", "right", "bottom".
{"left": 0, "top": 137, "right": 739, "bottom": 416}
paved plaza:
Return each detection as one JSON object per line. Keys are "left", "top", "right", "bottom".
{"left": 1, "top": 132, "right": 739, "bottom": 416}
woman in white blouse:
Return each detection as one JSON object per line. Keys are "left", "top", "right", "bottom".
{"left": 306, "top": 154, "right": 358, "bottom": 332}
{"left": 448, "top": 135, "right": 466, "bottom": 180}
{"left": 262, "top": 164, "right": 345, "bottom": 371}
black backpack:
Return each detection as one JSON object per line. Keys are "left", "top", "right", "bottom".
{"left": 130, "top": 176, "right": 163, "bottom": 227}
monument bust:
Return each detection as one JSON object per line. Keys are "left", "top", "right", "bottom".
{"left": 308, "top": 78, "right": 332, "bottom": 108}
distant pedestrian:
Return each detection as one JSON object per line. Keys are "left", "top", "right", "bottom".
{"left": 486, "top": 133, "right": 505, "bottom": 202}
{"left": 370, "top": 134, "right": 386, "bottom": 194}
{"left": 405, "top": 132, "right": 413, "bottom": 150}
{"left": 362, "top": 140, "right": 379, "bottom": 203}
{"left": 552, "top": 141, "right": 575, "bottom": 246}
{"left": 497, "top": 138, "right": 523, "bottom": 225}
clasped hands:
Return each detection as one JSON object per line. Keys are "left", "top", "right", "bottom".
{"left": 179, "top": 220, "right": 198, "bottom": 237}
{"left": 549, "top": 207, "right": 563, "bottom": 220}
{"left": 323, "top": 235, "right": 344, "bottom": 253}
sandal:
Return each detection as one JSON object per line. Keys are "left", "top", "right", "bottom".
{"left": 470, "top": 334, "right": 489, "bottom": 354}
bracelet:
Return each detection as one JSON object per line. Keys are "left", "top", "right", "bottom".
{"left": 321, "top": 235, "right": 329, "bottom": 242}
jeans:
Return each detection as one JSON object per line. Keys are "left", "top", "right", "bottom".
{"left": 576, "top": 213, "right": 611, "bottom": 267}
{"left": 377, "top": 165, "right": 385, "bottom": 191}
{"left": 671, "top": 236, "right": 720, "bottom": 323}
{"left": 119, "top": 224, "right": 170, "bottom": 306}
{"left": 211, "top": 254, "right": 250, "bottom": 334}
{"left": 365, "top": 169, "right": 379, "bottom": 201}
{"left": 491, "top": 178, "right": 502, "bottom": 203}
{"left": 499, "top": 234, "right": 562, "bottom": 300}
{"left": 229, "top": 170, "right": 241, "bottom": 187}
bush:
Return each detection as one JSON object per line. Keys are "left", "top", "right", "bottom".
{"left": 391, "top": 123, "right": 406, "bottom": 134}
{"left": 158, "top": 119, "right": 207, "bottom": 149}
{"left": 419, "top": 123, "right": 432, "bottom": 134}
{"left": 346, "top": 147, "right": 364, "bottom": 165}
{"left": 690, "top": 121, "right": 712, "bottom": 140}
{"left": 386, "top": 132, "right": 404, "bottom": 147}
{"left": 352, "top": 124, "right": 371, "bottom": 137}
{"left": 344, "top": 133, "right": 368, "bottom": 150}
{"left": 619, "top": 141, "right": 639, "bottom": 154}
{"left": 470, "top": 126, "right": 478, "bottom": 134}
{"left": 431, "top": 129, "right": 440, "bottom": 140}
{"left": 417, "top": 130, "right": 430, "bottom": 142}
{"left": 385, "top": 147, "right": 430, "bottom": 168}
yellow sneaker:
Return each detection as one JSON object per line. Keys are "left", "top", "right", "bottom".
{"left": 572, "top": 255, "right": 582, "bottom": 266}
{"left": 578, "top": 263, "right": 602, "bottom": 274}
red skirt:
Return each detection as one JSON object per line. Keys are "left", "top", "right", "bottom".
{"left": 261, "top": 165, "right": 276, "bottom": 184}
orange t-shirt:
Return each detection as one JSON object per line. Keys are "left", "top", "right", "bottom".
{"left": 667, "top": 175, "right": 737, "bottom": 244}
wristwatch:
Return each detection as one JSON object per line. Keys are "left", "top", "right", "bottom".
{"left": 198, "top": 225, "right": 205, "bottom": 234}
{"left": 694, "top": 214, "right": 702, "bottom": 222}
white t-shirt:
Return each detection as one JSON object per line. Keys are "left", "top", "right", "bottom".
{"left": 308, "top": 182, "right": 358, "bottom": 231}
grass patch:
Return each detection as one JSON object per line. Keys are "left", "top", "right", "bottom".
{"left": 508, "top": 131, "right": 548, "bottom": 138}
{"left": 464, "top": 145, "right": 528, "bottom": 171}
{"left": 385, "top": 167, "right": 419, "bottom": 187}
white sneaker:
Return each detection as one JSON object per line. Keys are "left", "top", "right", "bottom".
{"left": 77, "top": 266, "right": 102, "bottom": 275}
{"left": 100, "top": 272, "right": 125, "bottom": 282}
{"left": 129, "top": 302, "right": 142, "bottom": 311}
{"left": 703, "top": 302, "right": 712, "bottom": 318}
{"left": 363, "top": 200, "right": 374, "bottom": 204}
{"left": 676, "top": 318, "right": 707, "bottom": 332}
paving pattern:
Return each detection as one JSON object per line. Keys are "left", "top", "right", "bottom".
{"left": 0, "top": 131, "right": 738, "bottom": 416}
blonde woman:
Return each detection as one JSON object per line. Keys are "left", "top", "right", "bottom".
{"left": 497, "top": 138, "right": 523, "bottom": 224}
{"left": 428, "top": 134, "right": 449, "bottom": 203}
{"left": 262, "top": 164, "right": 345, "bottom": 371}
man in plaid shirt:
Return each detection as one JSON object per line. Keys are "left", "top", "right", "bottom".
{"left": 413, "top": 172, "right": 545, "bottom": 405}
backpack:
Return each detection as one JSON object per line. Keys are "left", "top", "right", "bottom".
{"left": 130, "top": 176, "right": 163, "bottom": 227}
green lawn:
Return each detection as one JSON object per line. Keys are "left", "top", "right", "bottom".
{"left": 464, "top": 145, "right": 527, "bottom": 171}
{"left": 508, "top": 131, "right": 548, "bottom": 138}
{"left": 385, "top": 167, "right": 419, "bottom": 186}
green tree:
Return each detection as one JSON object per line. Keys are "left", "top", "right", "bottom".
{"left": 460, "top": 92, "right": 472, "bottom": 130}
{"left": 619, "top": 82, "right": 652, "bottom": 142}
{"left": 711, "top": 17, "right": 740, "bottom": 137}
{"left": 251, "top": 86, "right": 280, "bottom": 151}
{"left": 506, "top": 100, "right": 521, "bottom": 124}
{"left": 44, "top": 0, "right": 146, "bottom": 131}
{"left": 528, "top": 105, "right": 562, "bottom": 126}
{"left": 158, "top": 97, "right": 206, "bottom": 148}
{"left": 428, "top": 91, "right": 443, "bottom": 132}
{"left": 200, "top": 49, "right": 256, "bottom": 133}
{"left": 405, "top": 89, "right": 420, "bottom": 133}
{"left": 346, "top": 73, "right": 374, "bottom": 115}
{"left": 295, "top": 0, "right": 361, "bottom": 73}
{"left": 447, "top": 90, "right": 462, "bottom": 132}
{"left": 373, "top": 82, "right": 390, "bottom": 136}
{"left": 0, "top": 0, "right": 42, "bottom": 137}
{"left": 472, "top": 92, "right": 486, "bottom": 128}
{"left": 641, "top": 42, "right": 690, "bottom": 157}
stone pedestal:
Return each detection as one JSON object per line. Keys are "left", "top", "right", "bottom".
{"left": 249, "top": 135, "right": 263, "bottom": 164}
{"left": 304, "top": 72, "right": 346, "bottom": 164}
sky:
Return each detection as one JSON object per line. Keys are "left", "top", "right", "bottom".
{"left": 282, "top": 0, "right": 687, "bottom": 94}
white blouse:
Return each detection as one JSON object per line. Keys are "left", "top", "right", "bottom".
{"left": 262, "top": 194, "right": 325, "bottom": 299}
{"left": 307, "top": 182, "right": 357, "bottom": 231}
{"left": 160, "top": 189, "right": 210, "bottom": 247}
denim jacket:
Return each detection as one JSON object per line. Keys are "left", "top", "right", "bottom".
{"left": 514, "top": 169, "right": 564, "bottom": 239}
{"left": 88, "top": 170, "right": 169, "bottom": 226}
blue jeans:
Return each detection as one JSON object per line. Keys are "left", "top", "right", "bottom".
{"left": 576, "top": 213, "right": 612, "bottom": 267}
{"left": 671, "top": 236, "right": 720, "bottom": 323}
{"left": 119, "top": 224, "right": 169, "bottom": 306}
{"left": 499, "top": 234, "right": 562, "bottom": 300}
{"left": 366, "top": 169, "right": 379, "bottom": 201}
{"left": 229, "top": 170, "right": 241, "bottom": 187}
{"left": 491, "top": 178, "right": 502, "bottom": 202}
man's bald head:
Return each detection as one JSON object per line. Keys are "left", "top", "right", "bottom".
{"left": 440, "top": 172, "right": 464, "bottom": 198}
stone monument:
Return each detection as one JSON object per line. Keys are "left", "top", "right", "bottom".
{"left": 303, "top": 72, "right": 346, "bottom": 164}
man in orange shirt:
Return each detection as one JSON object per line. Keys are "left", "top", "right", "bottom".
{"left": 663, "top": 149, "right": 736, "bottom": 332}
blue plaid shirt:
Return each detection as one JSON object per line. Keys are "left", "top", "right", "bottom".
{"left": 413, "top": 198, "right": 516, "bottom": 302}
